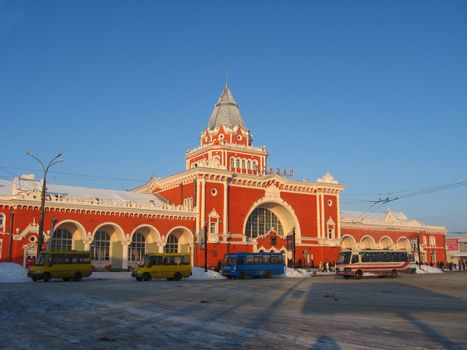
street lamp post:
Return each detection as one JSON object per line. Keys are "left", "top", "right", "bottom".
{"left": 26, "top": 152, "right": 64, "bottom": 256}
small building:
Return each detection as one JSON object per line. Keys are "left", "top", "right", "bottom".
{"left": 446, "top": 235, "right": 467, "bottom": 265}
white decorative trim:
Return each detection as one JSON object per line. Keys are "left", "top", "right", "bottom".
{"left": 317, "top": 172, "right": 339, "bottom": 184}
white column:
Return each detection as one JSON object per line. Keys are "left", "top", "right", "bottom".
{"left": 122, "top": 243, "right": 129, "bottom": 270}
{"left": 320, "top": 194, "right": 325, "bottom": 239}
{"left": 316, "top": 194, "right": 321, "bottom": 239}
{"left": 336, "top": 194, "right": 341, "bottom": 239}
{"left": 223, "top": 180, "right": 228, "bottom": 237}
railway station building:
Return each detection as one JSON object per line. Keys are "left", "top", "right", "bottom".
{"left": 0, "top": 85, "right": 447, "bottom": 269}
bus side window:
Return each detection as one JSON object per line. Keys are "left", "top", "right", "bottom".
{"left": 237, "top": 256, "right": 245, "bottom": 265}
{"left": 351, "top": 255, "right": 359, "bottom": 264}
{"left": 254, "top": 255, "right": 263, "bottom": 264}
{"left": 263, "top": 255, "right": 270, "bottom": 264}
{"left": 182, "top": 255, "right": 190, "bottom": 265}
{"left": 247, "top": 255, "right": 254, "bottom": 264}
{"left": 271, "top": 255, "right": 279, "bottom": 264}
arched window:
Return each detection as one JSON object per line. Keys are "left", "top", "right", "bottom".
{"left": 128, "top": 232, "right": 145, "bottom": 262}
{"left": 253, "top": 161, "right": 258, "bottom": 171}
{"left": 236, "top": 159, "right": 240, "bottom": 169}
{"left": 91, "top": 230, "right": 110, "bottom": 261}
{"left": 50, "top": 228, "right": 72, "bottom": 251}
{"left": 230, "top": 158, "right": 235, "bottom": 169}
{"left": 165, "top": 234, "right": 178, "bottom": 253}
{"left": 241, "top": 159, "right": 246, "bottom": 169}
{"left": 246, "top": 208, "right": 284, "bottom": 238}
{"left": 247, "top": 160, "right": 252, "bottom": 170}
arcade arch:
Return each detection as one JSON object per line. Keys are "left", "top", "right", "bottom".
{"left": 396, "top": 237, "right": 411, "bottom": 251}
{"left": 340, "top": 235, "right": 357, "bottom": 250}
{"left": 360, "top": 236, "right": 377, "bottom": 249}
{"left": 379, "top": 236, "right": 394, "bottom": 250}
{"left": 91, "top": 223, "right": 125, "bottom": 269}
{"left": 51, "top": 220, "right": 86, "bottom": 251}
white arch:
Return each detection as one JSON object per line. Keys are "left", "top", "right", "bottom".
{"left": 92, "top": 222, "right": 126, "bottom": 242}
{"left": 243, "top": 198, "right": 301, "bottom": 241}
{"left": 379, "top": 236, "right": 394, "bottom": 250}
{"left": 53, "top": 220, "right": 87, "bottom": 241}
{"left": 360, "top": 235, "right": 377, "bottom": 249}
{"left": 130, "top": 224, "right": 162, "bottom": 245}
{"left": 340, "top": 234, "right": 357, "bottom": 250}
{"left": 396, "top": 236, "right": 411, "bottom": 251}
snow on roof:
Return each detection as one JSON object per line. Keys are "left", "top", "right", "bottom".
{"left": 341, "top": 209, "right": 408, "bottom": 221}
{"left": 2, "top": 177, "right": 167, "bottom": 205}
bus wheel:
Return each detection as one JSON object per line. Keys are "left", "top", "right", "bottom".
{"left": 32, "top": 277, "right": 38, "bottom": 282}
{"left": 73, "top": 272, "right": 82, "bottom": 282}
{"left": 136, "top": 277, "right": 142, "bottom": 281}
{"left": 143, "top": 273, "right": 151, "bottom": 281}
{"left": 43, "top": 273, "right": 51, "bottom": 282}
{"left": 390, "top": 270, "right": 398, "bottom": 278}
{"left": 354, "top": 270, "right": 363, "bottom": 280}
{"left": 265, "top": 271, "right": 272, "bottom": 279}
{"left": 239, "top": 272, "right": 246, "bottom": 279}
{"left": 173, "top": 272, "right": 182, "bottom": 281}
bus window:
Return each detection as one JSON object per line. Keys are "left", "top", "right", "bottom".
{"left": 237, "top": 256, "right": 245, "bottom": 265}
{"left": 182, "top": 255, "right": 190, "bottom": 265}
{"left": 271, "top": 255, "right": 279, "bottom": 264}
{"left": 247, "top": 255, "right": 254, "bottom": 264}
{"left": 351, "top": 255, "right": 359, "bottom": 264}
{"left": 338, "top": 252, "right": 351, "bottom": 264}
{"left": 254, "top": 255, "right": 263, "bottom": 264}
{"left": 263, "top": 255, "right": 270, "bottom": 264}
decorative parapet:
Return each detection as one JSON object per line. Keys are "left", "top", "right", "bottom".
{"left": 13, "top": 189, "right": 195, "bottom": 213}
{"left": 341, "top": 209, "right": 447, "bottom": 234}
{"left": 317, "top": 172, "right": 339, "bottom": 184}
{"left": 186, "top": 143, "right": 267, "bottom": 156}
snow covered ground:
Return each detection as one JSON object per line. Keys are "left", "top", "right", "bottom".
{"left": 416, "top": 265, "right": 444, "bottom": 274}
{"left": 0, "top": 263, "right": 30, "bottom": 283}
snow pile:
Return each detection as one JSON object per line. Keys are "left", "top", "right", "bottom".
{"left": 416, "top": 265, "right": 443, "bottom": 274}
{"left": 189, "top": 267, "right": 225, "bottom": 280}
{"left": 0, "top": 263, "right": 30, "bottom": 283}
{"left": 90, "top": 272, "right": 132, "bottom": 280}
{"left": 285, "top": 267, "right": 310, "bottom": 278}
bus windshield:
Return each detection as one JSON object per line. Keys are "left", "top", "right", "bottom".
{"left": 35, "top": 253, "right": 48, "bottom": 266}
{"left": 223, "top": 255, "right": 237, "bottom": 266}
{"left": 337, "top": 252, "right": 351, "bottom": 264}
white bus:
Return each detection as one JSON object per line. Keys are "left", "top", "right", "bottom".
{"left": 336, "top": 250, "right": 410, "bottom": 279}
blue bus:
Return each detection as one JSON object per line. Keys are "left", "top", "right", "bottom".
{"left": 221, "top": 252, "right": 285, "bottom": 279}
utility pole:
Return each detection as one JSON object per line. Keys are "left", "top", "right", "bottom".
{"left": 292, "top": 227, "right": 296, "bottom": 268}
{"left": 26, "top": 152, "right": 63, "bottom": 256}
{"left": 204, "top": 223, "right": 208, "bottom": 272}
{"left": 7, "top": 207, "right": 14, "bottom": 261}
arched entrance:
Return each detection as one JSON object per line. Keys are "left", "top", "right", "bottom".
{"left": 91, "top": 223, "right": 125, "bottom": 270}
{"left": 379, "top": 236, "right": 393, "bottom": 250}
{"left": 396, "top": 237, "right": 411, "bottom": 251}
{"left": 127, "top": 225, "right": 161, "bottom": 268}
{"left": 340, "top": 235, "right": 357, "bottom": 250}
{"left": 360, "top": 236, "right": 377, "bottom": 249}
{"left": 51, "top": 221, "right": 86, "bottom": 251}
{"left": 243, "top": 200, "right": 300, "bottom": 254}
{"left": 165, "top": 227, "right": 194, "bottom": 262}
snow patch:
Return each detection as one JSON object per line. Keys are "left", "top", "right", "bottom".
{"left": 416, "top": 265, "right": 443, "bottom": 274}
{"left": 0, "top": 263, "right": 30, "bottom": 283}
{"left": 188, "top": 267, "right": 225, "bottom": 280}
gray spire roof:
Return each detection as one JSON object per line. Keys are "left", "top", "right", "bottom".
{"left": 207, "top": 85, "right": 246, "bottom": 130}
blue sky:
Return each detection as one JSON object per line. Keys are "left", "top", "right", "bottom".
{"left": 1, "top": 0, "right": 466, "bottom": 232}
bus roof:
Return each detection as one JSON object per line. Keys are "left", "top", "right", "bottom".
{"left": 41, "top": 250, "right": 91, "bottom": 255}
